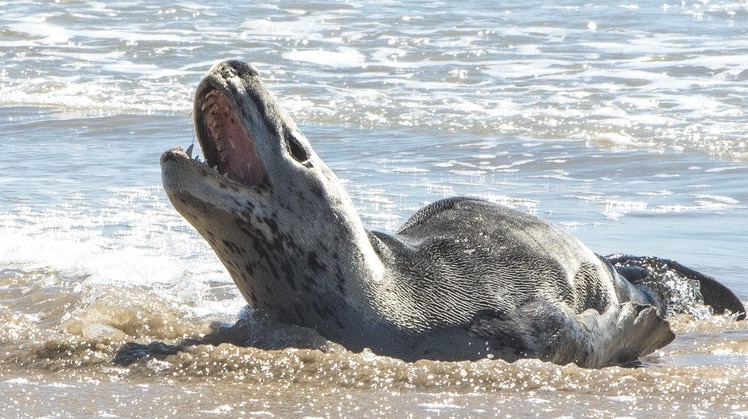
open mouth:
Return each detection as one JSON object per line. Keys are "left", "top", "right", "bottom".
{"left": 194, "top": 87, "right": 266, "bottom": 187}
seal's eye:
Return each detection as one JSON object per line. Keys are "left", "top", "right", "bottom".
{"left": 286, "top": 132, "right": 311, "bottom": 163}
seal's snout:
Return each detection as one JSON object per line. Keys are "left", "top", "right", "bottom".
{"left": 218, "top": 59, "right": 261, "bottom": 78}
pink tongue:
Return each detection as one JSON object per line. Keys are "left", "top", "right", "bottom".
{"left": 207, "top": 92, "right": 265, "bottom": 186}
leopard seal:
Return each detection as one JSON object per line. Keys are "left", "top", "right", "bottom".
{"left": 161, "top": 60, "right": 745, "bottom": 368}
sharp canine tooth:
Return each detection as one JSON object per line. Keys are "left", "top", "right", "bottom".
{"left": 186, "top": 144, "right": 194, "bottom": 158}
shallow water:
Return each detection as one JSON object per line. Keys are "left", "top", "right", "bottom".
{"left": 2, "top": 1, "right": 748, "bottom": 417}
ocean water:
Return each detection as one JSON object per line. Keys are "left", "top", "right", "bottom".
{"left": 2, "top": 1, "right": 748, "bottom": 417}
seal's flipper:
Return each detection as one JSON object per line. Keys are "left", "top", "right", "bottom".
{"left": 469, "top": 300, "right": 674, "bottom": 368}
{"left": 607, "top": 254, "right": 746, "bottom": 321}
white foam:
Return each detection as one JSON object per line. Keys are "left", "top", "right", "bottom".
{"left": 0, "top": 187, "right": 241, "bottom": 319}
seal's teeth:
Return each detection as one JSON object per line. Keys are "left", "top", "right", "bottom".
{"left": 186, "top": 144, "right": 194, "bottom": 158}
{"left": 202, "top": 94, "right": 219, "bottom": 114}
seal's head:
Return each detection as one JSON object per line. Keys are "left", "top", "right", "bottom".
{"left": 161, "top": 61, "right": 381, "bottom": 328}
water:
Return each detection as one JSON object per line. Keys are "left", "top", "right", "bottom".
{"left": 2, "top": 1, "right": 748, "bottom": 417}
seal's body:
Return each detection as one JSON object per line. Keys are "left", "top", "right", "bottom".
{"left": 161, "top": 60, "right": 744, "bottom": 368}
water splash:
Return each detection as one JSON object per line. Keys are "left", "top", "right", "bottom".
{"left": 655, "top": 271, "right": 713, "bottom": 319}
{"left": 609, "top": 255, "right": 715, "bottom": 319}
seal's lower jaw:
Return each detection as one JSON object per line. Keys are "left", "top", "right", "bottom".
{"left": 194, "top": 85, "right": 267, "bottom": 188}
{"left": 161, "top": 147, "right": 218, "bottom": 192}
{"left": 160, "top": 147, "right": 256, "bottom": 198}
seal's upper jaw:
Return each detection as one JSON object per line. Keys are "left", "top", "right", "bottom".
{"left": 194, "top": 77, "right": 267, "bottom": 188}
{"left": 196, "top": 89, "right": 261, "bottom": 184}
